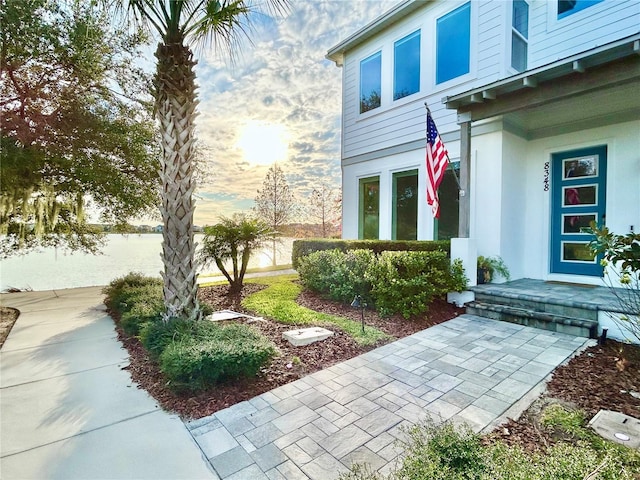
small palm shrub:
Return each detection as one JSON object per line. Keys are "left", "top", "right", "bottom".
{"left": 159, "top": 322, "right": 278, "bottom": 391}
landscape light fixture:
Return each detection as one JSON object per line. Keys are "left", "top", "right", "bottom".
{"left": 350, "top": 294, "right": 366, "bottom": 334}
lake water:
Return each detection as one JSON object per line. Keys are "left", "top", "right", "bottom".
{"left": 0, "top": 235, "right": 294, "bottom": 292}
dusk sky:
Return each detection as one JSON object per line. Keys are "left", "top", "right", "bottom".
{"left": 170, "top": 0, "right": 399, "bottom": 226}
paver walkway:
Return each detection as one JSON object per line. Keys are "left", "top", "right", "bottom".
{"left": 1, "top": 287, "right": 592, "bottom": 480}
{"left": 186, "top": 314, "right": 591, "bottom": 480}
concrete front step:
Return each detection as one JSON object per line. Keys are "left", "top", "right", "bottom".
{"left": 466, "top": 301, "right": 598, "bottom": 338}
{"left": 473, "top": 292, "right": 598, "bottom": 322}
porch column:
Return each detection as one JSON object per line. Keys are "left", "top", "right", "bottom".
{"left": 448, "top": 112, "right": 477, "bottom": 305}
{"left": 458, "top": 113, "right": 471, "bottom": 238}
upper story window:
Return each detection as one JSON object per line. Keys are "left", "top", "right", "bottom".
{"left": 557, "top": 0, "right": 604, "bottom": 19}
{"left": 393, "top": 30, "right": 421, "bottom": 100}
{"left": 511, "top": 0, "right": 529, "bottom": 72}
{"left": 360, "top": 51, "right": 381, "bottom": 113}
{"left": 436, "top": 2, "right": 471, "bottom": 85}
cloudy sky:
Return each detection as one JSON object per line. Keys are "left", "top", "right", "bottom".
{"left": 178, "top": 0, "right": 399, "bottom": 225}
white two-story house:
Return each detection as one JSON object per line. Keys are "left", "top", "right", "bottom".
{"left": 327, "top": 0, "right": 639, "bottom": 286}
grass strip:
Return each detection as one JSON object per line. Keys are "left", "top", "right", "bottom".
{"left": 242, "top": 274, "right": 390, "bottom": 346}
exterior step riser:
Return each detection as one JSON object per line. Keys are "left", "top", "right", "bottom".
{"left": 466, "top": 304, "right": 598, "bottom": 339}
{"left": 474, "top": 293, "right": 598, "bottom": 322}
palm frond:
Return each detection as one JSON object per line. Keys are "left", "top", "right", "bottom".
{"left": 185, "top": 0, "right": 289, "bottom": 60}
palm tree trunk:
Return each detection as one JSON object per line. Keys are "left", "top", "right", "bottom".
{"left": 154, "top": 39, "right": 199, "bottom": 320}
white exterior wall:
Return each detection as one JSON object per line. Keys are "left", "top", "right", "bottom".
{"left": 528, "top": 0, "right": 640, "bottom": 68}
{"left": 342, "top": 149, "right": 434, "bottom": 241}
{"left": 514, "top": 120, "right": 640, "bottom": 284}
{"left": 341, "top": 0, "right": 503, "bottom": 160}
{"left": 339, "top": 0, "right": 640, "bottom": 162}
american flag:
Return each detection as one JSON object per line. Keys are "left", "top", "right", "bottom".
{"left": 425, "top": 110, "right": 449, "bottom": 218}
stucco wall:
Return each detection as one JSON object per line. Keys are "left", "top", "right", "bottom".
{"left": 343, "top": 119, "right": 639, "bottom": 286}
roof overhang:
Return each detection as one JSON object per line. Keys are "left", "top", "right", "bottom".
{"left": 326, "top": 0, "right": 429, "bottom": 66}
{"left": 443, "top": 34, "right": 640, "bottom": 139}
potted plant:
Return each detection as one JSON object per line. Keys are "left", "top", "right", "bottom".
{"left": 477, "top": 256, "right": 510, "bottom": 284}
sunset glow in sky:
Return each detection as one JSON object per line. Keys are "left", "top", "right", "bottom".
{"left": 171, "top": 0, "right": 399, "bottom": 226}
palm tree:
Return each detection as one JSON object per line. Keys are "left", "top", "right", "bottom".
{"left": 117, "top": 1, "right": 288, "bottom": 320}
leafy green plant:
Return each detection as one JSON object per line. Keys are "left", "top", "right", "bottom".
{"left": 297, "top": 248, "right": 374, "bottom": 304}
{"left": 477, "top": 256, "right": 510, "bottom": 283}
{"left": 138, "top": 317, "right": 194, "bottom": 359}
{"left": 292, "top": 238, "right": 450, "bottom": 268}
{"left": 342, "top": 414, "right": 640, "bottom": 480}
{"left": 159, "top": 323, "right": 278, "bottom": 391}
{"left": 102, "top": 272, "right": 163, "bottom": 314}
{"left": 589, "top": 223, "right": 640, "bottom": 343}
{"left": 120, "top": 301, "right": 163, "bottom": 336}
{"left": 367, "top": 251, "right": 467, "bottom": 318}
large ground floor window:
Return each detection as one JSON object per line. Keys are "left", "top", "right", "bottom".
{"left": 434, "top": 162, "right": 460, "bottom": 240}
{"left": 359, "top": 176, "right": 380, "bottom": 239}
{"left": 392, "top": 169, "right": 418, "bottom": 240}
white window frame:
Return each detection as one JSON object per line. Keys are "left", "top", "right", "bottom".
{"left": 510, "top": 0, "right": 529, "bottom": 73}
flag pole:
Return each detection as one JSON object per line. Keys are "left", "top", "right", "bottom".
{"left": 424, "top": 102, "right": 462, "bottom": 192}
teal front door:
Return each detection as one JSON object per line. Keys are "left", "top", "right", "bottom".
{"left": 550, "top": 145, "right": 607, "bottom": 276}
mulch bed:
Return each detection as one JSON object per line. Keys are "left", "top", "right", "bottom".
{"left": 116, "top": 284, "right": 464, "bottom": 420}
{"left": 112, "top": 281, "right": 640, "bottom": 454}
{"left": 0, "top": 307, "right": 19, "bottom": 348}
{"left": 487, "top": 339, "right": 640, "bottom": 452}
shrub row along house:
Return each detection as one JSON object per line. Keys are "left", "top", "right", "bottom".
{"left": 326, "top": 0, "right": 639, "bottom": 340}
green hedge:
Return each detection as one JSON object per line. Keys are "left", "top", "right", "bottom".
{"left": 296, "top": 249, "right": 374, "bottom": 304}
{"left": 103, "top": 273, "right": 164, "bottom": 335}
{"left": 368, "top": 251, "right": 465, "bottom": 318}
{"left": 298, "top": 249, "right": 467, "bottom": 319}
{"left": 104, "top": 272, "right": 277, "bottom": 392}
{"left": 159, "top": 322, "right": 278, "bottom": 391}
{"left": 291, "top": 239, "right": 450, "bottom": 268}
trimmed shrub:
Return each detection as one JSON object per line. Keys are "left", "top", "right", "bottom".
{"left": 292, "top": 239, "right": 450, "bottom": 268}
{"left": 138, "top": 317, "right": 193, "bottom": 359}
{"left": 120, "top": 300, "right": 163, "bottom": 336}
{"left": 159, "top": 323, "right": 278, "bottom": 391}
{"left": 297, "top": 249, "right": 375, "bottom": 304}
{"left": 367, "top": 251, "right": 466, "bottom": 318}
{"left": 297, "top": 248, "right": 467, "bottom": 318}
{"left": 103, "top": 272, "right": 162, "bottom": 314}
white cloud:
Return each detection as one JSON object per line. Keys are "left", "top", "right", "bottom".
{"left": 192, "top": 0, "right": 398, "bottom": 224}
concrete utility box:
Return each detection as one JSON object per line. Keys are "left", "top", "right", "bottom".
{"left": 283, "top": 327, "right": 333, "bottom": 346}
{"left": 589, "top": 410, "right": 640, "bottom": 449}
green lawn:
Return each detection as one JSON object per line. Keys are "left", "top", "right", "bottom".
{"left": 242, "top": 274, "right": 390, "bottom": 346}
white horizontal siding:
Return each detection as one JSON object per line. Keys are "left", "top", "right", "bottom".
{"left": 528, "top": 0, "right": 640, "bottom": 67}
{"left": 339, "top": 0, "right": 639, "bottom": 160}
{"left": 341, "top": 0, "right": 506, "bottom": 159}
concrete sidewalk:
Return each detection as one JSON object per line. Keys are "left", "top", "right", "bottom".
{"left": 0, "top": 287, "right": 216, "bottom": 480}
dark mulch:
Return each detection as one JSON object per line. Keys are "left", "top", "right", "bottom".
{"left": 116, "top": 283, "right": 464, "bottom": 420}
{"left": 487, "top": 340, "right": 640, "bottom": 452}
{"left": 0, "top": 307, "right": 19, "bottom": 348}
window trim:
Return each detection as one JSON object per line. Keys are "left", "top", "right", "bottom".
{"left": 359, "top": 50, "right": 382, "bottom": 115}
{"left": 557, "top": 0, "right": 605, "bottom": 20}
{"left": 546, "top": 0, "right": 607, "bottom": 30}
{"left": 358, "top": 175, "right": 380, "bottom": 240}
{"left": 510, "top": 0, "right": 529, "bottom": 73}
{"left": 393, "top": 29, "right": 421, "bottom": 102}
{"left": 435, "top": 1, "right": 472, "bottom": 86}
{"left": 392, "top": 169, "right": 419, "bottom": 240}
